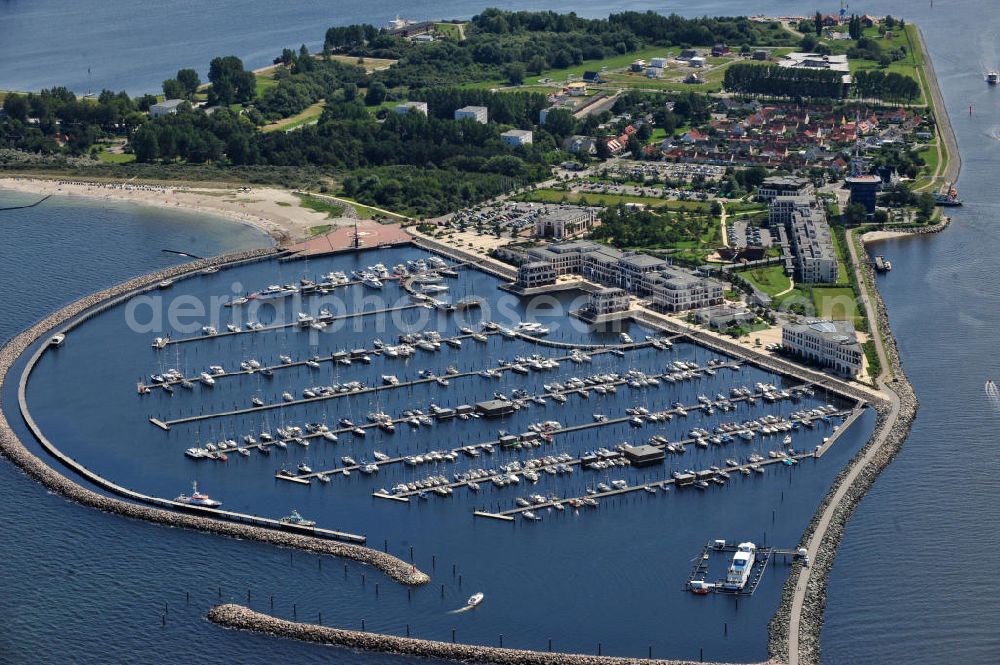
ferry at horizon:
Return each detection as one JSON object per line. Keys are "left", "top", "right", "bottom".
{"left": 174, "top": 481, "right": 221, "bottom": 508}
{"left": 723, "top": 542, "right": 756, "bottom": 591}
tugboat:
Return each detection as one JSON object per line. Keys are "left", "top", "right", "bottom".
{"left": 279, "top": 510, "right": 316, "bottom": 527}
{"left": 174, "top": 481, "right": 221, "bottom": 508}
{"left": 933, "top": 183, "right": 962, "bottom": 207}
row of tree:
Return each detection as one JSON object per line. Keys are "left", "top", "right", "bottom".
{"left": 723, "top": 63, "right": 849, "bottom": 100}
{"left": 852, "top": 70, "right": 921, "bottom": 102}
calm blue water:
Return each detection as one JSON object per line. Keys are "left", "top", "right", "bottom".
{"left": 9, "top": 224, "right": 872, "bottom": 662}
{"left": 0, "top": 0, "right": 998, "bottom": 664}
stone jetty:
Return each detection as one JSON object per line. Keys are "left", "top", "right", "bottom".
{"left": 0, "top": 247, "right": 429, "bottom": 587}
{"left": 208, "top": 603, "right": 756, "bottom": 665}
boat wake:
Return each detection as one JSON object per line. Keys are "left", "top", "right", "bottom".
{"left": 448, "top": 605, "right": 475, "bottom": 614}
{"left": 985, "top": 380, "right": 1000, "bottom": 408}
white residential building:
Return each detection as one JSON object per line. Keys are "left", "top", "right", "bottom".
{"left": 394, "top": 101, "right": 428, "bottom": 116}
{"left": 644, "top": 267, "right": 725, "bottom": 312}
{"left": 781, "top": 319, "right": 863, "bottom": 378}
{"left": 584, "top": 287, "right": 630, "bottom": 316}
{"left": 454, "top": 105, "right": 488, "bottom": 124}
{"left": 516, "top": 261, "right": 557, "bottom": 288}
{"left": 149, "top": 99, "right": 184, "bottom": 117}
{"left": 534, "top": 208, "right": 595, "bottom": 240}
{"left": 501, "top": 129, "right": 533, "bottom": 147}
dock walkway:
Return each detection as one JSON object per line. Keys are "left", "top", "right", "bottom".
{"left": 153, "top": 342, "right": 673, "bottom": 428}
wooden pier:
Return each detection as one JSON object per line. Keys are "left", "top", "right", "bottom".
{"left": 162, "top": 303, "right": 423, "bottom": 346}
{"left": 152, "top": 341, "right": 672, "bottom": 428}
{"left": 367, "top": 407, "right": 853, "bottom": 501}
{"left": 478, "top": 451, "right": 817, "bottom": 521}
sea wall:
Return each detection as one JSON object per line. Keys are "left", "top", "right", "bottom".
{"left": 207, "top": 603, "right": 755, "bottom": 665}
{"left": 0, "top": 247, "right": 430, "bottom": 587}
{"left": 766, "top": 250, "right": 919, "bottom": 664}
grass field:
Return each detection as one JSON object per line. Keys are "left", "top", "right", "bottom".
{"left": 294, "top": 192, "right": 344, "bottom": 218}
{"left": 254, "top": 75, "right": 278, "bottom": 98}
{"left": 829, "top": 228, "right": 852, "bottom": 286}
{"left": 261, "top": 100, "right": 326, "bottom": 133}
{"left": 739, "top": 265, "right": 791, "bottom": 297}
{"left": 434, "top": 23, "right": 465, "bottom": 39}
{"left": 97, "top": 150, "right": 136, "bottom": 164}
{"left": 776, "top": 285, "right": 861, "bottom": 323}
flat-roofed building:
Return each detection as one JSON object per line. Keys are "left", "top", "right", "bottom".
{"left": 454, "top": 105, "right": 488, "bottom": 124}
{"left": 534, "top": 208, "right": 595, "bottom": 240}
{"left": 757, "top": 175, "right": 815, "bottom": 202}
{"left": 845, "top": 174, "right": 881, "bottom": 215}
{"left": 149, "top": 99, "right": 184, "bottom": 117}
{"left": 394, "top": 101, "right": 428, "bottom": 116}
{"left": 781, "top": 319, "right": 863, "bottom": 378}
{"left": 645, "top": 267, "right": 724, "bottom": 312}
{"left": 584, "top": 287, "right": 630, "bottom": 316}
{"left": 516, "top": 261, "right": 557, "bottom": 288}
{"left": 618, "top": 253, "right": 668, "bottom": 292}
{"left": 501, "top": 129, "right": 533, "bottom": 147}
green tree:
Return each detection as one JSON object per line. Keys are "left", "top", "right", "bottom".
{"left": 915, "top": 192, "right": 935, "bottom": 221}
{"left": 543, "top": 108, "right": 576, "bottom": 137}
{"left": 131, "top": 125, "right": 159, "bottom": 162}
{"left": 842, "top": 202, "right": 868, "bottom": 224}
{"left": 364, "top": 81, "right": 387, "bottom": 106}
{"left": 162, "top": 78, "right": 186, "bottom": 100}
{"left": 207, "top": 56, "right": 255, "bottom": 105}
{"left": 504, "top": 63, "right": 525, "bottom": 86}
{"left": 2, "top": 93, "right": 29, "bottom": 122}
{"left": 176, "top": 68, "right": 201, "bottom": 98}
{"left": 814, "top": 11, "right": 823, "bottom": 36}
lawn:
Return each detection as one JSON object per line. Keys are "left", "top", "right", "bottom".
{"left": 829, "top": 228, "right": 852, "bottom": 286}
{"left": 739, "top": 265, "right": 791, "bottom": 297}
{"left": 845, "top": 24, "right": 928, "bottom": 104}
{"left": 97, "top": 150, "right": 136, "bottom": 164}
{"left": 261, "top": 100, "right": 326, "bottom": 133}
{"left": 329, "top": 55, "right": 397, "bottom": 73}
{"left": 434, "top": 23, "right": 465, "bottom": 40}
{"left": 294, "top": 192, "right": 344, "bottom": 219}
{"left": 776, "top": 286, "right": 861, "bottom": 323}
{"left": 254, "top": 74, "right": 278, "bottom": 98}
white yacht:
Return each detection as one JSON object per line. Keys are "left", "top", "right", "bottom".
{"left": 723, "top": 542, "right": 757, "bottom": 591}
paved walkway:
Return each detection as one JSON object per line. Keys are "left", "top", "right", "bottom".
{"left": 785, "top": 228, "right": 900, "bottom": 665}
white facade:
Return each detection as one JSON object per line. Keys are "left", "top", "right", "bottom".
{"left": 454, "top": 105, "right": 488, "bottom": 124}
{"left": 645, "top": 268, "right": 725, "bottom": 312}
{"left": 394, "top": 101, "right": 428, "bottom": 116}
{"left": 781, "top": 319, "right": 863, "bottom": 378}
{"left": 150, "top": 99, "right": 184, "bottom": 117}
{"left": 534, "top": 208, "right": 594, "bottom": 240}
{"left": 586, "top": 287, "right": 630, "bottom": 315}
{"left": 501, "top": 129, "right": 533, "bottom": 147}
{"left": 517, "top": 262, "right": 557, "bottom": 288}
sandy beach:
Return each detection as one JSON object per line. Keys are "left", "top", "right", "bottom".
{"left": 0, "top": 177, "right": 356, "bottom": 244}
{"left": 860, "top": 230, "right": 913, "bottom": 243}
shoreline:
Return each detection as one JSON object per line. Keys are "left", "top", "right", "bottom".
{"left": 0, "top": 176, "right": 353, "bottom": 245}
{"left": 0, "top": 247, "right": 431, "bottom": 587}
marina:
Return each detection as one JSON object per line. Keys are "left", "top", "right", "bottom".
{"left": 16, "top": 241, "right": 878, "bottom": 661}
